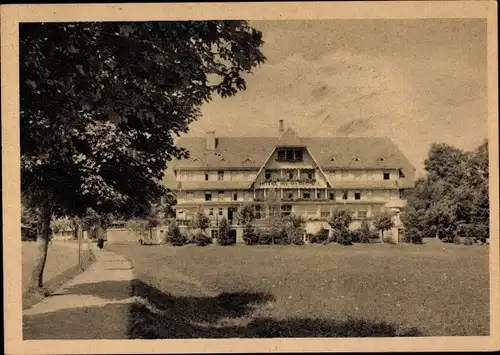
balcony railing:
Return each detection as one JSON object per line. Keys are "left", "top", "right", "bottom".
{"left": 261, "top": 177, "right": 318, "bottom": 188}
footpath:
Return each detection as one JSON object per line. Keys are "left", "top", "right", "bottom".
{"left": 23, "top": 245, "right": 135, "bottom": 339}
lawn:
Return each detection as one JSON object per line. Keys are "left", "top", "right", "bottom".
{"left": 108, "top": 239, "right": 489, "bottom": 338}
{"left": 22, "top": 241, "right": 94, "bottom": 308}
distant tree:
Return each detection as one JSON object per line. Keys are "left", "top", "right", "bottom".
{"left": 243, "top": 222, "right": 258, "bottom": 245}
{"left": 193, "top": 211, "right": 210, "bottom": 232}
{"left": 328, "top": 209, "right": 353, "bottom": 231}
{"left": 217, "top": 217, "right": 233, "bottom": 245}
{"left": 167, "top": 219, "right": 186, "bottom": 246}
{"left": 403, "top": 140, "right": 489, "bottom": 243}
{"left": 373, "top": 212, "right": 394, "bottom": 243}
{"left": 236, "top": 203, "right": 255, "bottom": 225}
{"left": 21, "top": 21, "right": 265, "bottom": 291}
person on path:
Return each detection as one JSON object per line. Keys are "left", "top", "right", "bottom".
{"left": 96, "top": 225, "right": 105, "bottom": 250}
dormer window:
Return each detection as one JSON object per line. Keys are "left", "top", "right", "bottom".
{"left": 192, "top": 157, "right": 201, "bottom": 163}
{"left": 399, "top": 169, "right": 406, "bottom": 178}
{"left": 377, "top": 157, "right": 386, "bottom": 162}
{"left": 330, "top": 157, "right": 337, "bottom": 162}
{"left": 277, "top": 148, "right": 303, "bottom": 163}
{"left": 352, "top": 157, "right": 361, "bottom": 162}
{"left": 243, "top": 157, "right": 253, "bottom": 163}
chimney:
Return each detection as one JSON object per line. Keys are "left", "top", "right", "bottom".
{"left": 206, "top": 131, "right": 216, "bottom": 150}
{"left": 279, "top": 120, "right": 284, "bottom": 134}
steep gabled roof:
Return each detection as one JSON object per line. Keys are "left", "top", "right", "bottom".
{"left": 170, "top": 137, "right": 278, "bottom": 170}
{"left": 276, "top": 127, "right": 306, "bottom": 147}
{"left": 167, "top": 135, "right": 416, "bottom": 189}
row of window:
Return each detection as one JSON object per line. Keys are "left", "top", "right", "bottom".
{"left": 192, "top": 170, "right": 403, "bottom": 182}
{"left": 199, "top": 190, "right": 402, "bottom": 201}
{"left": 204, "top": 191, "right": 240, "bottom": 201}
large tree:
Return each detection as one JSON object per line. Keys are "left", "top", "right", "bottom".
{"left": 402, "top": 140, "right": 489, "bottom": 243}
{"left": 21, "top": 21, "right": 265, "bottom": 292}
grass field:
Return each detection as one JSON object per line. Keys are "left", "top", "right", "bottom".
{"left": 108, "top": 239, "right": 489, "bottom": 338}
{"left": 22, "top": 241, "right": 94, "bottom": 308}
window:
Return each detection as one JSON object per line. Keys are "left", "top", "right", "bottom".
{"left": 320, "top": 211, "right": 330, "bottom": 218}
{"left": 288, "top": 172, "right": 294, "bottom": 179}
{"left": 255, "top": 205, "right": 261, "bottom": 219}
{"left": 233, "top": 193, "right": 238, "bottom": 201}
{"left": 281, "top": 204, "right": 292, "bottom": 216}
{"left": 265, "top": 170, "right": 271, "bottom": 179}
{"left": 288, "top": 192, "right": 294, "bottom": 200}
{"left": 399, "top": 169, "right": 406, "bottom": 178}
{"left": 218, "top": 208, "right": 223, "bottom": 216}
{"left": 354, "top": 191, "right": 361, "bottom": 200}
{"left": 218, "top": 191, "right": 224, "bottom": 201}
{"left": 329, "top": 192, "right": 335, "bottom": 200}
{"left": 377, "top": 157, "right": 386, "bottom": 162}
{"left": 276, "top": 148, "right": 303, "bottom": 162}
{"left": 303, "top": 191, "right": 311, "bottom": 199}
{"left": 353, "top": 157, "right": 360, "bottom": 162}
{"left": 209, "top": 208, "right": 214, "bottom": 216}
{"left": 205, "top": 192, "right": 212, "bottom": 201}
{"left": 342, "top": 191, "right": 348, "bottom": 200}
{"left": 383, "top": 172, "right": 390, "bottom": 180}
{"left": 205, "top": 173, "right": 209, "bottom": 181}
{"left": 308, "top": 172, "right": 313, "bottom": 179}
{"left": 316, "top": 191, "right": 322, "bottom": 199}
{"left": 358, "top": 210, "right": 368, "bottom": 219}
{"left": 218, "top": 171, "right": 224, "bottom": 180}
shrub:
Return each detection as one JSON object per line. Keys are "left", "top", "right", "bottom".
{"left": 306, "top": 233, "right": 315, "bottom": 243}
{"left": 312, "top": 228, "right": 329, "bottom": 244}
{"left": 167, "top": 220, "right": 187, "bottom": 246}
{"left": 194, "top": 231, "right": 212, "bottom": 246}
{"left": 217, "top": 217, "right": 233, "bottom": 246}
{"left": 336, "top": 228, "right": 353, "bottom": 246}
{"left": 243, "top": 223, "right": 259, "bottom": 245}
{"left": 258, "top": 231, "right": 273, "bottom": 245}
{"left": 293, "top": 238, "right": 305, "bottom": 245}
{"left": 328, "top": 210, "right": 352, "bottom": 231}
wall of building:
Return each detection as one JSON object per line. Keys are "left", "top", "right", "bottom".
{"left": 177, "top": 170, "right": 257, "bottom": 182}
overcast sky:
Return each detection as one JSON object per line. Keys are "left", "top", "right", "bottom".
{"left": 185, "top": 19, "right": 488, "bottom": 175}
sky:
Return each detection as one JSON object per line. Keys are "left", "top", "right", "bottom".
{"left": 185, "top": 19, "right": 488, "bottom": 175}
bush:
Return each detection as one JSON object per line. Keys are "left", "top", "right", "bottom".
{"left": 258, "top": 231, "right": 273, "bottom": 245}
{"left": 166, "top": 220, "right": 187, "bottom": 246}
{"left": 337, "top": 229, "right": 353, "bottom": 246}
{"left": 311, "top": 228, "right": 329, "bottom": 244}
{"left": 194, "top": 231, "right": 212, "bottom": 246}
{"left": 243, "top": 223, "right": 259, "bottom": 245}
{"left": 350, "top": 229, "right": 371, "bottom": 244}
{"left": 271, "top": 229, "right": 290, "bottom": 245}
{"left": 217, "top": 217, "right": 234, "bottom": 246}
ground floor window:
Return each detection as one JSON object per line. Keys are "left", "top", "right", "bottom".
{"left": 281, "top": 204, "right": 292, "bottom": 216}
{"left": 329, "top": 192, "right": 335, "bottom": 200}
{"left": 358, "top": 210, "right": 368, "bottom": 219}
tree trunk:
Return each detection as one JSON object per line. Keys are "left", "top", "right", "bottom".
{"left": 380, "top": 230, "right": 384, "bottom": 243}
{"left": 29, "top": 204, "right": 51, "bottom": 293}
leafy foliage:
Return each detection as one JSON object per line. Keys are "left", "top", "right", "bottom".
{"left": 402, "top": 141, "right": 489, "bottom": 243}
{"left": 373, "top": 212, "right": 394, "bottom": 242}
{"left": 21, "top": 21, "right": 265, "bottom": 220}
{"left": 243, "top": 222, "right": 258, "bottom": 245}
{"left": 193, "top": 211, "right": 210, "bottom": 231}
{"left": 167, "top": 219, "right": 186, "bottom": 246}
{"left": 328, "top": 210, "right": 353, "bottom": 231}
{"left": 194, "top": 231, "right": 212, "bottom": 246}
{"left": 217, "top": 217, "right": 233, "bottom": 245}
{"left": 309, "top": 227, "right": 329, "bottom": 244}
{"left": 236, "top": 203, "right": 255, "bottom": 225}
